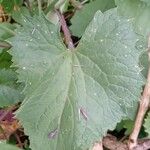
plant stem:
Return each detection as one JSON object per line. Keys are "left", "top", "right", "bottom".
{"left": 128, "top": 36, "right": 150, "bottom": 150}
{"left": 56, "top": 10, "right": 74, "bottom": 50}
{"left": 37, "top": 0, "right": 42, "bottom": 15}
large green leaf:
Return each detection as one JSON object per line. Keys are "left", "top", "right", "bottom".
{"left": 0, "top": 142, "right": 21, "bottom": 150}
{"left": 10, "top": 9, "right": 144, "bottom": 150}
{"left": 70, "top": 0, "right": 115, "bottom": 37}
{"left": 115, "top": 0, "right": 150, "bottom": 37}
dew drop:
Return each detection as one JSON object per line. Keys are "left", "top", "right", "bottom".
{"left": 51, "top": 31, "right": 54, "bottom": 34}
{"left": 22, "top": 67, "right": 26, "bottom": 70}
{"left": 134, "top": 65, "right": 139, "bottom": 68}
{"left": 37, "top": 24, "right": 40, "bottom": 27}
{"left": 43, "top": 61, "right": 47, "bottom": 65}
{"left": 24, "top": 19, "right": 27, "bottom": 22}
{"left": 94, "top": 93, "right": 97, "bottom": 96}
{"left": 125, "top": 54, "right": 128, "bottom": 57}
{"left": 25, "top": 43, "right": 28, "bottom": 46}
{"left": 100, "top": 39, "right": 104, "bottom": 42}
{"left": 45, "top": 31, "right": 48, "bottom": 34}
{"left": 29, "top": 82, "right": 32, "bottom": 85}
{"left": 125, "top": 46, "right": 128, "bottom": 49}
{"left": 116, "top": 33, "right": 119, "bottom": 36}
{"left": 30, "top": 39, "right": 33, "bottom": 42}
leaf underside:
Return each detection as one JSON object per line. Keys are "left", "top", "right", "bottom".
{"left": 10, "top": 9, "right": 144, "bottom": 150}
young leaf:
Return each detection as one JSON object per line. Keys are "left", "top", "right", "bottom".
{"left": 70, "top": 0, "right": 115, "bottom": 37}
{"left": 0, "top": 142, "right": 21, "bottom": 150}
{"left": 10, "top": 9, "right": 144, "bottom": 150}
{"left": 115, "top": 0, "right": 150, "bottom": 37}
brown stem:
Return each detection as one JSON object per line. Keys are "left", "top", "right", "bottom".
{"left": 128, "top": 36, "right": 150, "bottom": 149}
{"left": 56, "top": 10, "right": 74, "bottom": 50}
{"left": 14, "top": 133, "right": 23, "bottom": 149}
{"left": 103, "top": 134, "right": 150, "bottom": 150}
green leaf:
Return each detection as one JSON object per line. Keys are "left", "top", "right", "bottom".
{"left": 0, "top": 142, "right": 21, "bottom": 150}
{"left": 144, "top": 111, "right": 150, "bottom": 136}
{"left": 0, "top": 23, "right": 16, "bottom": 41}
{"left": 0, "top": 23, "right": 16, "bottom": 53}
{"left": 0, "top": 69, "right": 23, "bottom": 107}
{"left": 12, "top": 7, "right": 31, "bottom": 25}
{"left": 0, "top": 0, "right": 23, "bottom": 13}
{"left": 10, "top": 9, "right": 144, "bottom": 150}
{"left": 140, "top": 0, "right": 150, "bottom": 5}
{"left": 116, "top": 119, "right": 134, "bottom": 135}
{"left": 70, "top": 0, "right": 115, "bottom": 37}
{"left": 0, "top": 51, "right": 12, "bottom": 69}
{"left": 0, "top": 51, "right": 23, "bottom": 107}
{"left": 115, "top": 0, "right": 150, "bottom": 37}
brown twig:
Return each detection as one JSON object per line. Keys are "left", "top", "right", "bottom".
{"left": 56, "top": 10, "right": 74, "bottom": 50}
{"left": 128, "top": 36, "right": 150, "bottom": 149}
{"left": 103, "top": 134, "right": 150, "bottom": 150}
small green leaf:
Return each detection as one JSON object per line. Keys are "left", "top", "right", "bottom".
{"left": 0, "top": 142, "right": 21, "bottom": 150}
{"left": 144, "top": 111, "right": 150, "bottom": 136}
{"left": 10, "top": 9, "right": 144, "bottom": 150}
{"left": 70, "top": 0, "right": 115, "bottom": 37}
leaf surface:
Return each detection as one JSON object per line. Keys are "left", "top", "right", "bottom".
{"left": 10, "top": 9, "right": 144, "bottom": 150}
{"left": 70, "top": 0, "right": 115, "bottom": 37}
{"left": 115, "top": 0, "right": 150, "bottom": 36}
{"left": 0, "top": 142, "right": 21, "bottom": 150}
